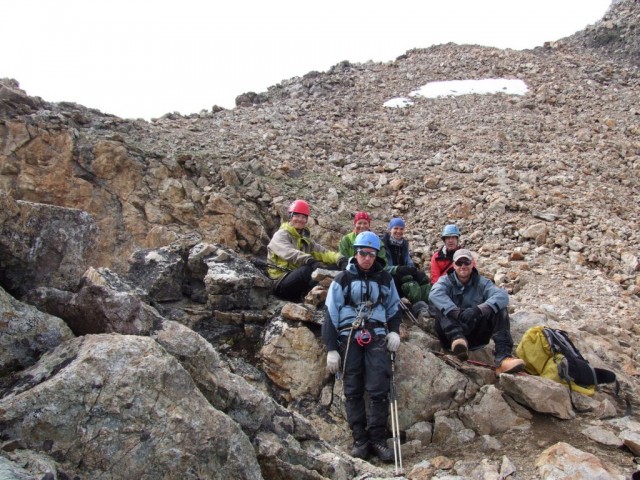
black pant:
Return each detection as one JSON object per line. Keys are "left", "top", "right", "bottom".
{"left": 339, "top": 333, "right": 391, "bottom": 443}
{"left": 273, "top": 264, "right": 315, "bottom": 301}
{"left": 434, "top": 308, "right": 514, "bottom": 365}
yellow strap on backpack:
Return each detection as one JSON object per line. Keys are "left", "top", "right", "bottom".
{"left": 516, "top": 325, "right": 595, "bottom": 396}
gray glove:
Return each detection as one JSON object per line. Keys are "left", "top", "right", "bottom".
{"left": 327, "top": 350, "right": 341, "bottom": 374}
{"left": 386, "top": 332, "right": 400, "bottom": 352}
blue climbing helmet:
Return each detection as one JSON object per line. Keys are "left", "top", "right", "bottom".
{"left": 353, "top": 231, "right": 381, "bottom": 251}
{"left": 441, "top": 224, "right": 461, "bottom": 239}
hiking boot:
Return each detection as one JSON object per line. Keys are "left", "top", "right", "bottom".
{"left": 496, "top": 357, "right": 526, "bottom": 375}
{"left": 451, "top": 337, "right": 469, "bottom": 361}
{"left": 370, "top": 440, "right": 394, "bottom": 463}
{"left": 411, "top": 301, "right": 428, "bottom": 317}
{"left": 350, "top": 440, "right": 369, "bottom": 459}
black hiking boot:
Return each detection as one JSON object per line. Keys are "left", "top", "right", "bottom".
{"left": 451, "top": 337, "right": 469, "bottom": 361}
{"left": 350, "top": 440, "right": 369, "bottom": 459}
{"left": 370, "top": 440, "right": 394, "bottom": 463}
{"left": 411, "top": 301, "right": 428, "bottom": 317}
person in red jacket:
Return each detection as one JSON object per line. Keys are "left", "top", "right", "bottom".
{"left": 430, "top": 224, "right": 464, "bottom": 285}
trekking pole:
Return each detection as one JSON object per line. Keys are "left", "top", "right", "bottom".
{"left": 398, "top": 301, "right": 418, "bottom": 325}
{"left": 389, "top": 352, "right": 403, "bottom": 476}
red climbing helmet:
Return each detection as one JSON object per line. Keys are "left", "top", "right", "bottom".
{"left": 288, "top": 200, "right": 310, "bottom": 216}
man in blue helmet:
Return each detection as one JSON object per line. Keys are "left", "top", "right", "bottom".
{"left": 430, "top": 224, "right": 464, "bottom": 285}
{"left": 322, "top": 231, "right": 402, "bottom": 463}
{"left": 413, "top": 223, "right": 472, "bottom": 329}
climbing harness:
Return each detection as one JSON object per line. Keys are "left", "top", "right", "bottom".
{"left": 340, "top": 301, "right": 373, "bottom": 378}
{"left": 332, "top": 301, "right": 374, "bottom": 419}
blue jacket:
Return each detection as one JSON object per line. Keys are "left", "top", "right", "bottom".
{"left": 322, "top": 256, "right": 402, "bottom": 351}
{"left": 429, "top": 269, "right": 509, "bottom": 316}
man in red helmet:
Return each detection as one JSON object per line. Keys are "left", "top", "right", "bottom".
{"left": 267, "top": 200, "right": 347, "bottom": 301}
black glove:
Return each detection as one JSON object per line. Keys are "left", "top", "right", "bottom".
{"left": 396, "top": 266, "right": 415, "bottom": 277}
{"left": 338, "top": 257, "right": 348, "bottom": 270}
{"left": 447, "top": 308, "right": 461, "bottom": 320}
{"left": 307, "top": 259, "right": 323, "bottom": 270}
{"left": 460, "top": 306, "right": 482, "bottom": 323}
{"left": 414, "top": 271, "right": 428, "bottom": 285}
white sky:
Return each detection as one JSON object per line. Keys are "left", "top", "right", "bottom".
{"left": 2, "top": 0, "right": 611, "bottom": 120}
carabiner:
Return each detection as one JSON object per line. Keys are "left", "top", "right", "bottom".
{"left": 356, "top": 328, "right": 372, "bottom": 346}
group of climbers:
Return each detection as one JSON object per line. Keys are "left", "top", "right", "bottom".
{"left": 266, "top": 199, "right": 524, "bottom": 463}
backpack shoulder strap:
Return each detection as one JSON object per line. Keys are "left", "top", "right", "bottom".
{"left": 341, "top": 269, "right": 387, "bottom": 309}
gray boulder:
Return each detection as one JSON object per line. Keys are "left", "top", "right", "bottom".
{"left": 0, "top": 334, "right": 263, "bottom": 480}
{"left": 0, "top": 285, "right": 73, "bottom": 376}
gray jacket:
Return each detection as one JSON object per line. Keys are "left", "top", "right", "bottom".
{"left": 429, "top": 269, "right": 508, "bottom": 316}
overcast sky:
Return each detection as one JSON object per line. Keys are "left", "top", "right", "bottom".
{"left": 3, "top": 0, "right": 611, "bottom": 120}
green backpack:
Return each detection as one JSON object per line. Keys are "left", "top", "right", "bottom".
{"left": 516, "top": 326, "right": 617, "bottom": 407}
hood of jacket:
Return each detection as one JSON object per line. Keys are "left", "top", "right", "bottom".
{"left": 346, "top": 255, "right": 386, "bottom": 275}
{"left": 281, "top": 222, "right": 311, "bottom": 242}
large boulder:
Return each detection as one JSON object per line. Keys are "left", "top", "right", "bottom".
{"left": 0, "top": 285, "right": 74, "bottom": 377}
{"left": 394, "top": 332, "right": 479, "bottom": 427}
{"left": 23, "top": 267, "right": 163, "bottom": 336}
{"left": 0, "top": 192, "right": 98, "bottom": 296}
{"left": 0, "top": 334, "right": 263, "bottom": 480}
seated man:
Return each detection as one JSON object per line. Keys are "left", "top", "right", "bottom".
{"left": 430, "top": 224, "right": 462, "bottom": 285}
{"left": 430, "top": 224, "right": 477, "bottom": 287}
{"left": 428, "top": 249, "right": 525, "bottom": 374}
{"left": 267, "top": 199, "right": 347, "bottom": 301}
{"left": 338, "top": 211, "right": 383, "bottom": 260}
{"left": 380, "top": 217, "right": 429, "bottom": 305}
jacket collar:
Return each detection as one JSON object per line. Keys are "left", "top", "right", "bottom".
{"left": 282, "top": 222, "right": 310, "bottom": 239}
{"left": 347, "top": 256, "right": 385, "bottom": 275}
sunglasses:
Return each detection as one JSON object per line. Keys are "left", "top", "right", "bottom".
{"left": 455, "top": 258, "right": 472, "bottom": 266}
{"left": 356, "top": 250, "right": 377, "bottom": 258}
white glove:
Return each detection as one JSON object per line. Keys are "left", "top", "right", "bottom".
{"left": 327, "top": 350, "right": 341, "bottom": 374}
{"left": 386, "top": 332, "right": 400, "bottom": 352}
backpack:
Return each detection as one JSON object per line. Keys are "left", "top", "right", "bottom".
{"left": 516, "top": 326, "right": 618, "bottom": 408}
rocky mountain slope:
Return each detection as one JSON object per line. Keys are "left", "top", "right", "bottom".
{"left": 1, "top": 0, "right": 639, "bottom": 479}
